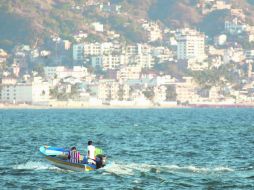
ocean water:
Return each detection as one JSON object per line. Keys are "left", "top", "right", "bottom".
{"left": 0, "top": 108, "right": 253, "bottom": 189}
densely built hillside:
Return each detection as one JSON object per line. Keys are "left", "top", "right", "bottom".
{"left": 1, "top": 0, "right": 254, "bottom": 50}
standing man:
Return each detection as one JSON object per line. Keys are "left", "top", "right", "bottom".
{"left": 87, "top": 140, "right": 96, "bottom": 165}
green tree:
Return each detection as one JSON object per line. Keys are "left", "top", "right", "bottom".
{"left": 166, "top": 85, "right": 177, "bottom": 101}
{"left": 49, "top": 88, "right": 58, "bottom": 99}
{"left": 33, "top": 63, "right": 45, "bottom": 77}
{"left": 118, "top": 85, "right": 124, "bottom": 101}
{"left": 143, "top": 87, "right": 155, "bottom": 101}
{"left": 70, "top": 84, "right": 80, "bottom": 99}
{"left": 190, "top": 63, "right": 241, "bottom": 88}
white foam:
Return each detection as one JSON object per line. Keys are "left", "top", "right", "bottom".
{"left": 213, "top": 166, "right": 234, "bottom": 172}
{"left": 155, "top": 164, "right": 234, "bottom": 173}
{"left": 13, "top": 161, "right": 59, "bottom": 170}
{"left": 103, "top": 162, "right": 135, "bottom": 175}
{"left": 103, "top": 162, "right": 234, "bottom": 175}
{"left": 161, "top": 165, "right": 208, "bottom": 173}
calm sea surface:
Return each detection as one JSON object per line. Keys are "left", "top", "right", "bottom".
{"left": 0, "top": 109, "right": 253, "bottom": 189}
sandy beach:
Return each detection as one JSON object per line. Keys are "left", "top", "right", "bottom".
{"left": 1, "top": 102, "right": 254, "bottom": 109}
{"left": 0, "top": 104, "right": 181, "bottom": 109}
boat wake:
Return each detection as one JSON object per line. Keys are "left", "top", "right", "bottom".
{"left": 160, "top": 165, "right": 234, "bottom": 173}
{"left": 103, "top": 162, "right": 234, "bottom": 176}
{"left": 12, "top": 161, "right": 234, "bottom": 175}
{"left": 13, "top": 161, "right": 60, "bottom": 171}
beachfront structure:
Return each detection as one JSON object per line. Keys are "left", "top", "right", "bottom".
{"left": 44, "top": 66, "right": 87, "bottom": 79}
{"left": 0, "top": 77, "right": 49, "bottom": 105}
{"left": 153, "top": 85, "right": 167, "bottom": 103}
{"left": 176, "top": 28, "right": 206, "bottom": 62}
{"left": 175, "top": 77, "right": 199, "bottom": 103}
{"left": 96, "top": 79, "right": 131, "bottom": 101}
{"left": 209, "top": 86, "right": 221, "bottom": 101}
{"left": 97, "top": 79, "right": 119, "bottom": 101}
{"left": 118, "top": 84, "right": 130, "bottom": 101}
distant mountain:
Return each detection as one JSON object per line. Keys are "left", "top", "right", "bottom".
{"left": 0, "top": 0, "right": 254, "bottom": 50}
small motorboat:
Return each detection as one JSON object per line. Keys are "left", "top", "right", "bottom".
{"left": 39, "top": 146, "right": 107, "bottom": 172}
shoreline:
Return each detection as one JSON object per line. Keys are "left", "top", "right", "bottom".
{"left": 0, "top": 104, "right": 183, "bottom": 109}
{"left": 1, "top": 103, "right": 254, "bottom": 109}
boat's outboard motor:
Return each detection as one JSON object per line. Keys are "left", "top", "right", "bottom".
{"left": 96, "top": 154, "right": 107, "bottom": 169}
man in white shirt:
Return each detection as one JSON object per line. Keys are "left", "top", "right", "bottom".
{"left": 87, "top": 140, "right": 96, "bottom": 165}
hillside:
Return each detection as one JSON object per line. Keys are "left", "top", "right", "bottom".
{"left": 1, "top": 0, "right": 254, "bottom": 50}
{"left": 0, "top": 0, "right": 87, "bottom": 50}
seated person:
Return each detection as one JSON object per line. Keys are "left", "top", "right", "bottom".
{"left": 68, "top": 146, "right": 80, "bottom": 164}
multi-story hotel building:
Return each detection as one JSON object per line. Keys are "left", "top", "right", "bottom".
{"left": 176, "top": 29, "right": 206, "bottom": 62}
{"left": 0, "top": 77, "right": 49, "bottom": 105}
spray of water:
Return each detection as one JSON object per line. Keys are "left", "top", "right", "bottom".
{"left": 13, "top": 161, "right": 60, "bottom": 171}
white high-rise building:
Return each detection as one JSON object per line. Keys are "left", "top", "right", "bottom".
{"left": 176, "top": 29, "right": 206, "bottom": 62}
